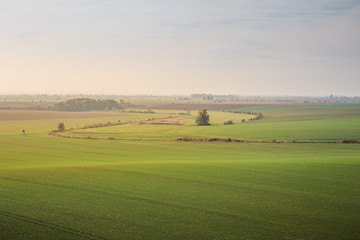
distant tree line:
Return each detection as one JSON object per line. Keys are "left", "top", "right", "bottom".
{"left": 121, "top": 109, "right": 155, "bottom": 114}
{"left": 190, "top": 94, "right": 237, "bottom": 100}
{"left": 54, "top": 98, "right": 130, "bottom": 111}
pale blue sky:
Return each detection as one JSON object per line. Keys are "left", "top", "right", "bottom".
{"left": 1, "top": 0, "right": 359, "bottom": 95}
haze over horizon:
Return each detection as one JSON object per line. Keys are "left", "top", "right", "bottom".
{"left": 1, "top": 0, "right": 359, "bottom": 96}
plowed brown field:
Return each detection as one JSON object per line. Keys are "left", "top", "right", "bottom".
{"left": 0, "top": 110, "right": 130, "bottom": 121}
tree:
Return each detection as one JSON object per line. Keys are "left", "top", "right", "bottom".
{"left": 196, "top": 109, "right": 210, "bottom": 125}
{"left": 57, "top": 122, "right": 65, "bottom": 132}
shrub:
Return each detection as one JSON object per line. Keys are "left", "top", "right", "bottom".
{"left": 340, "top": 139, "right": 359, "bottom": 143}
{"left": 57, "top": 122, "right": 65, "bottom": 132}
{"left": 223, "top": 120, "right": 234, "bottom": 125}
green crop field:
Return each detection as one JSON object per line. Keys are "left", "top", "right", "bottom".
{"left": 1, "top": 105, "right": 360, "bottom": 240}
{"left": 63, "top": 105, "right": 360, "bottom": 142}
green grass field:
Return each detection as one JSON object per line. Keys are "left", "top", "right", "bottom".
{"left": 64, "top": 105, "right": 360, "bottom": 142}
{"left": 1, "top": 105, "right": 360, "bottom": 240}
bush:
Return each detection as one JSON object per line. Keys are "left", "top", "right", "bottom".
{"left": 57, "top": 122, "right": 65, "bottom": 132}
{"left": 340, "top": 139, "right": 359, "bottom": 143}
{"left": 223, "top": 120, "right": 234, "bottom": 125}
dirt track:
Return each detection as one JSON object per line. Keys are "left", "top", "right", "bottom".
{"left": 0, "top": 209, "right": 108, "bottom": 240}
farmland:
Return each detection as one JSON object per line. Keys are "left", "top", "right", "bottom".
{"left": 62, "top": 105, "right": 360, "bottom": 142}
{"left": 1, "top": 104, "right": 360, "bottom": 240}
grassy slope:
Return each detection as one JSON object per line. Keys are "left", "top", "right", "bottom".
{"left": 66, "top": 105, "right": 360, "bottom": 142}
{"left": 62, "top": 111, "right": 253, "bottom": 140}
{"left": 0, "top": 107, "right": 360, "bottom": 240}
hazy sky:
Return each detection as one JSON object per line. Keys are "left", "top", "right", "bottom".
{"left": 1, "top": 0, "right": 359, "bottom": 96}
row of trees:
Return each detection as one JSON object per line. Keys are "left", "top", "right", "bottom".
{"left": 227, "top": 110, "right": 263, "bottom": 121}
{"left": 54, "top": 98, "right": 130, "bottom": 111}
